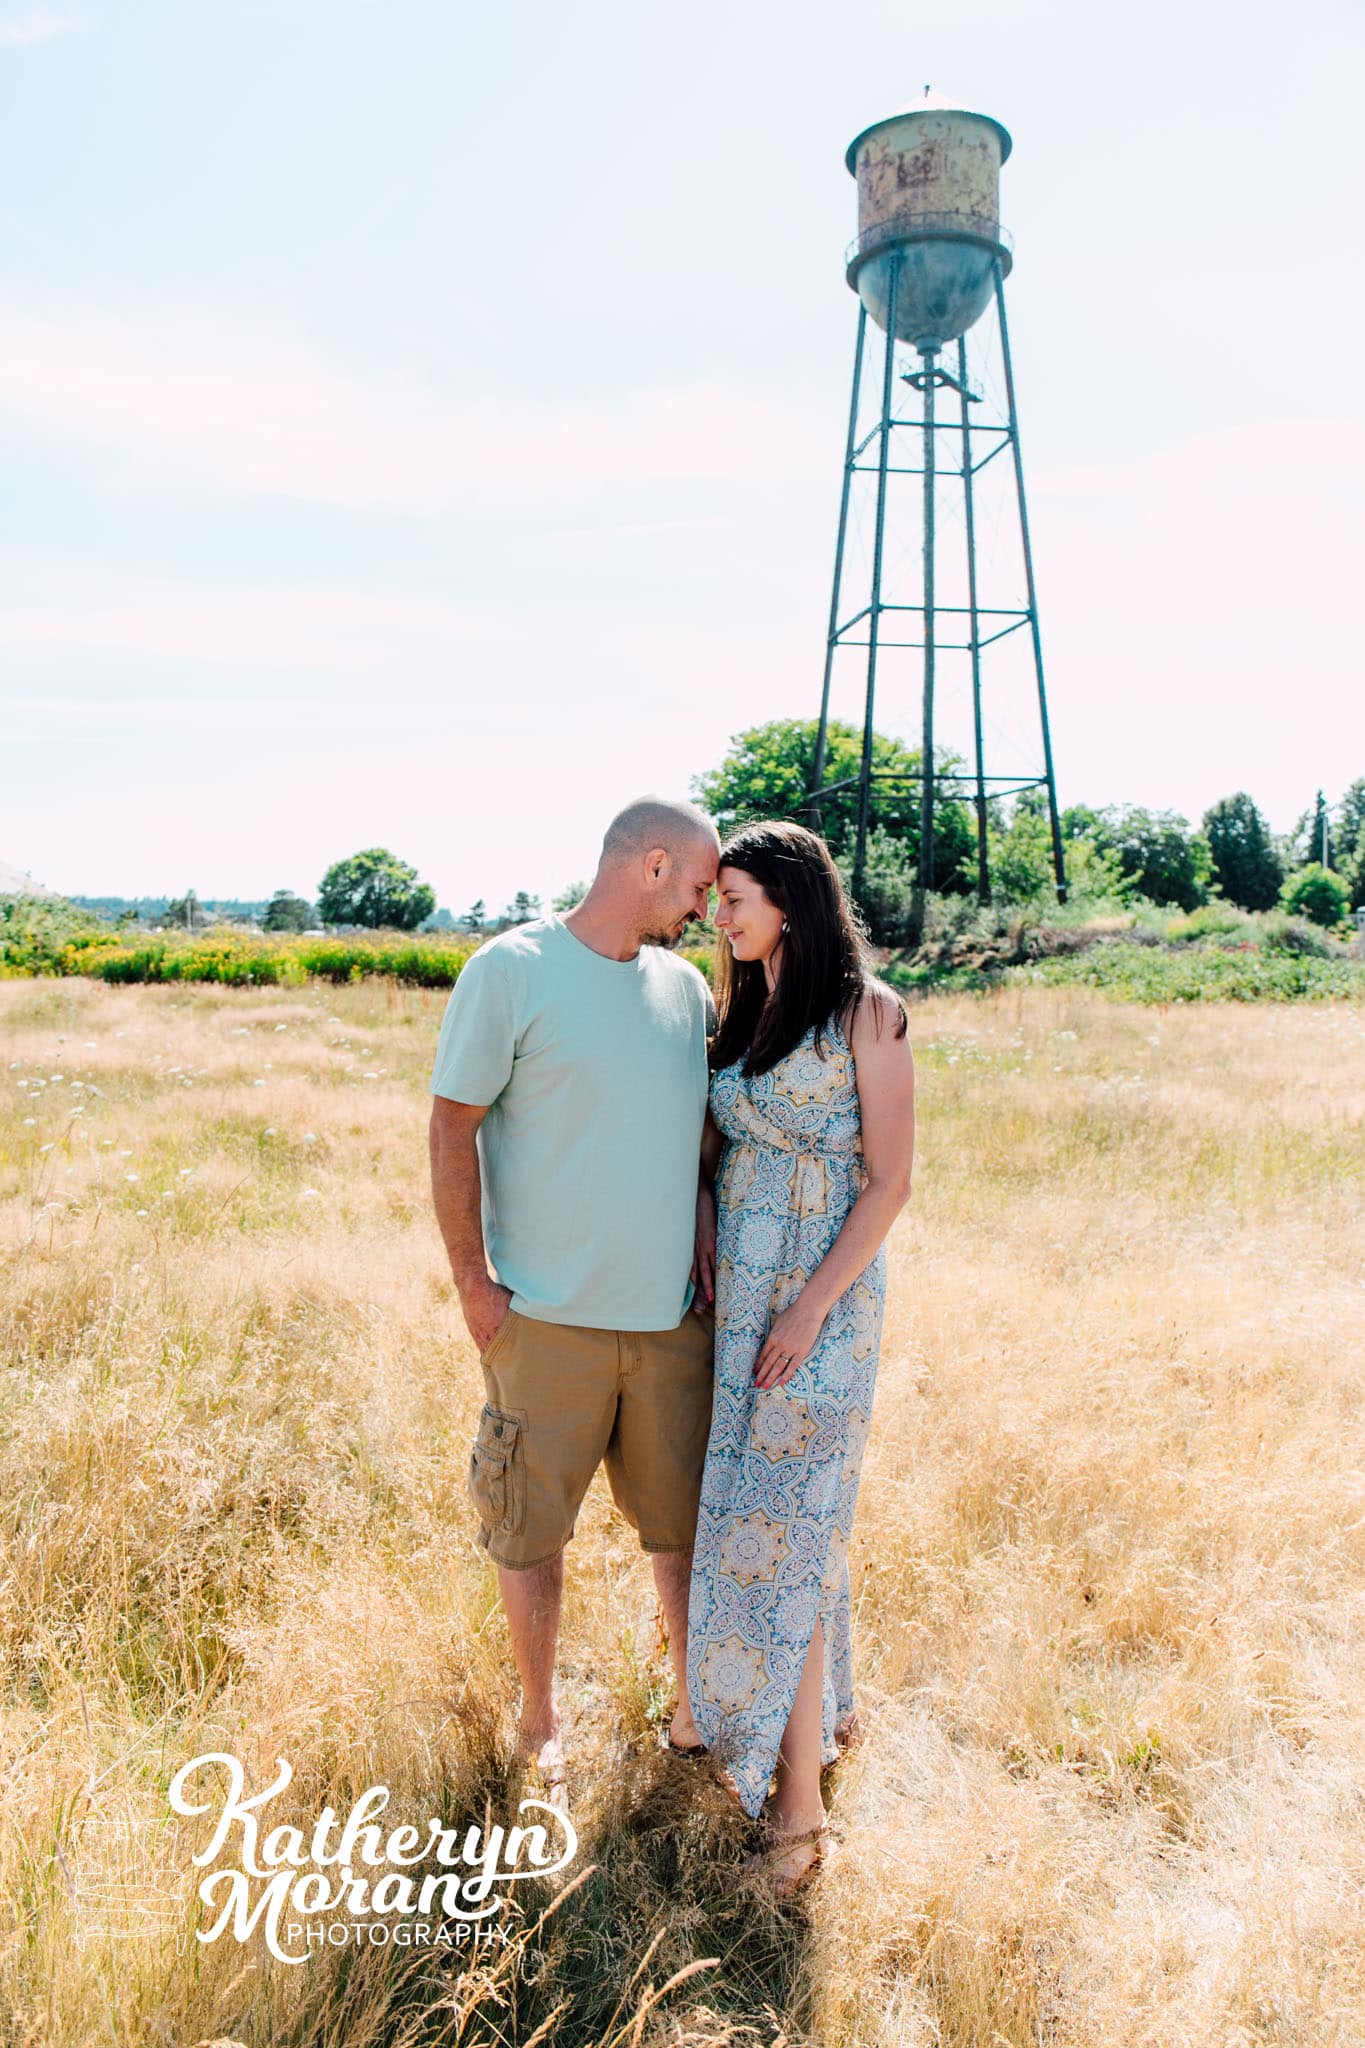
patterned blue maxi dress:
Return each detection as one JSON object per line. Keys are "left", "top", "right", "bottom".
{"left": 685, "top": 1011, "right": 886, "bottom": 1819}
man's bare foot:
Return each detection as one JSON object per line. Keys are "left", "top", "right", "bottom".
{"left": 513, "top": 1699, "right": 567, "bottom": 1813}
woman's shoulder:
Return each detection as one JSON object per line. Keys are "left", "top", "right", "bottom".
{"left": 839, "top": 976, "right": 909, "bottom": 1047}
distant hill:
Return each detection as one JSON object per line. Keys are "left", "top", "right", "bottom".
{"left": 0, "top": 859, "right": 61, "bottom": 899}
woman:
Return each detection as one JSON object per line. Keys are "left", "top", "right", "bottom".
{"left": 677, "top": 819, "right": 916, "bottom": 1894}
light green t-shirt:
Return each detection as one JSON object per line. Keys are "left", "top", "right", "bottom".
{"left": 429, "top": 912, "right": 713, "bottom": 1331}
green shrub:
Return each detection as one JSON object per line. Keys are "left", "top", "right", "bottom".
{"left": 1258, "top": 913, "right": 1336, "bottom": 959}
{"left": 1011, "top": 942, "right": 1364, "bottom": 1003}
{"left": 1280, "top": 864, "right": 1350, "bottom": 931}
{"left": 1164, "top": 902, "right": 1257, "bottom": 944}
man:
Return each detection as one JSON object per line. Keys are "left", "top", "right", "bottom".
{"left": 428, "top": 795, "right": 721, "bottom": 1805}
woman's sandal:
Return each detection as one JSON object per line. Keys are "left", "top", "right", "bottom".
{"left": 737, "top": 1818, "right": 833, "bottom": 1897}
{"left": 658, "top": 1726, "right": 707, "bottom": 1758}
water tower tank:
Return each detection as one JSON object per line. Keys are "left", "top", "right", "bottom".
{"left": 845, "top": 90, "right": 1013, "bottom": 352}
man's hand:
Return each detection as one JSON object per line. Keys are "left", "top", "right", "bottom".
{"left": 691, "top": 1181, "right": 717, "bottom": 1312}
{"left": 460, "top": 1274, "right": 515, "bottom": 1355}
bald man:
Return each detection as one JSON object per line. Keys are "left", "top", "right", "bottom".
{"left": 428, "top": 797, "right": 722, "bottom": 1801}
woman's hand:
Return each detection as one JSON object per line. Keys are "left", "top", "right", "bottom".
{"left": 753, "top": 1293, "right": 829, "bottom": 1389}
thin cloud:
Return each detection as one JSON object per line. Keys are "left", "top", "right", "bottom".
{"left": 0, "top": 570, "right": 504, "bottom": 668}
{"left": 0, "top": 10, "right": 83, "bottom": 44}
{"left": 0, "top": 292, "right": 826, "bottom": 512}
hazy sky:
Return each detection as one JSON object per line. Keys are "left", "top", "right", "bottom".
{"left": 3, "top": 0, "right": 1361, "bottom": 913}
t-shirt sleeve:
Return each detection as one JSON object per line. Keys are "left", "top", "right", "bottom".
{"left": 429, "top": 946, "right": 520, "bottom": 1105}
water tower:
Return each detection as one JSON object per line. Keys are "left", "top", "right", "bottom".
{"left": 808, "top": 91, "right": 1067, "bottom": 924}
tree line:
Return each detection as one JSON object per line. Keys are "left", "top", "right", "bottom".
{"left": 120, "top": 726, "right": 1363, "bottom": 948}
{"left": 692, "top": 720, "right": 1364, "bottom": 945}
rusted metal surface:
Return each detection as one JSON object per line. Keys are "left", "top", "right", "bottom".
{"left": 850, "top": 107, "right": 1006, "bottom": 245}
{"left": 845, "top": 103, "right": 1010, "bottom": 350}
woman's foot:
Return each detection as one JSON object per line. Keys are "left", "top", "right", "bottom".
{"left": 663, "top": 1700, "right": 705, "bottom": 1755}
{"left": 739, "top": 1814, "right": 832, "bottom": 1896}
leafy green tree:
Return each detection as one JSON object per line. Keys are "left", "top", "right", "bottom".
{"left": 1280, "top": 863, "right": 1349, "bottom": 930}
{"left": 988, "top": 794, "right": 1053, "bottom": 901}
{"left": 1201, "top": 792, "right": 1284, "bottom": 910}
{"left": 316, "top": 849, "right": 435, "bottom": 931}
{"left": 989, "top": 795, "right": 1130, "bottom": 905}
{"left": 1093, "top": 805, "right": 1210, "bottom": 911}
{"left": 834, "top": 827, "right": 914, "bottom": 945}
{"left": 1333, "top": 780, "right": 1365, "bottom": 911}
{"left": 459, "top": 900, "right": 486, "bottom": 935}
{"left": 553, "top": 880, "right": 588, "bottom": 911}
{"left": 262, "top": 889, "right": 315, "bottom": 932}
{"left": 1060, "top": 802, "right": 1105, "bottom": 842}
{"left": 693, "top": 717, "right": 974, "bottom": 891}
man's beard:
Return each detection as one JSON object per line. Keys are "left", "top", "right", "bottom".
{"left": 640, "top": 917, "right": 691, "bottom": 949}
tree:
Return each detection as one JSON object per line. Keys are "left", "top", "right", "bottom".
{"left": 1333, "top": 780, "right": 1365, "bottom": 912}
{"left": 503, "top": 891, "right": 542, "bottom": 926}
{"left": 553, "top": 880, "right": 588, "bottom": 911}
{"left": 986, "top": 793, "right": 1130, "bottom": 906}
{"left": 316, "top": 848, "right": 435, "bottom": 931}
{"left": 693, "top": 717, "right": 975, "bottom": 891}
{"left": 166, "top": 889, "right": 204, "bottom": 931}
{"left": 263, "top": 889, "right": 315, "bottom": 932}
{"left": 834, "top": 827, "right": 914, "bottom": 945}
{"left": 1091, "top": 805, "right": 1210, "bottom": 911}
{"left": 459, "top": 900, "right": 486, "bottom": 935}
{"left": 1201, "top": 792, "right": 1284, "bottom": 910}
{"left": 1280, "top": 862, "right": 1349, "bottom": 930}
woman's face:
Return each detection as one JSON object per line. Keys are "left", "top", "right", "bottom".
{"left": 714, "top": 864, "right": 785, "bottom": 964}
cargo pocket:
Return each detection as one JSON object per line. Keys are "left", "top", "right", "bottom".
{"left": 468, "top": 1405, "right": 525, "bottom": 1537}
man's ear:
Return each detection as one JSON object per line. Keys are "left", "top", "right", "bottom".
{"left": 645, "top": 847, "right": 669, "bottom": 883}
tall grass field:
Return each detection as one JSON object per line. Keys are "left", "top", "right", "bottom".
{"left": 1, "top": 976, "right": 1361, "bottom": 2045}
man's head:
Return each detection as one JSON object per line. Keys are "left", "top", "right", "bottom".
{"left": 594, "top": 796, "right": 721, "bottom": 946}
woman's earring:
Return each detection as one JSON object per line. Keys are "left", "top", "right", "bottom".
{"left": 781, "top": 919, "right": 789, "bottom": 934}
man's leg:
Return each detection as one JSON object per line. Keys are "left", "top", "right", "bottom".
{"left": 604, "top": 1306, "right": 716, "bottom": 1750}
{"left": 474, "top": 1316, "right": 620, "bottom": 1809}
{"left": 650, "top": 1546, "right": 700, "bottom": 1746}
{"left": 497, "top": 1554, "right": 567, "bottom": 1806}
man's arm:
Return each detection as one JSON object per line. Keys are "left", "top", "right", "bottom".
{"left": 428, "top": 1095, "right": 512, "bottom": 1353}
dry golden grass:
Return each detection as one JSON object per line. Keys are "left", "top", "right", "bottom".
{"left": 1, "top": 976, "right": 1362, "bottom": 2047}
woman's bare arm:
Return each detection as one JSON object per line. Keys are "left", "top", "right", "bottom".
{"left": 752, "top": 987, "right": 915, "bottom": 1387}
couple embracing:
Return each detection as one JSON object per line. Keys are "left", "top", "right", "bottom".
{"left": 427, "top": 796, "right": 915, "bottom": 1895}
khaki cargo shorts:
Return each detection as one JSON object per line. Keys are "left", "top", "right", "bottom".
{"left": 467, "top": 1301, "right": 716, "bottom": 1569}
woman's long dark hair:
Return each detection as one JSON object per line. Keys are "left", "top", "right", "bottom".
{"left": 708, "top": 819, "right": 908, "bottom": 1076}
